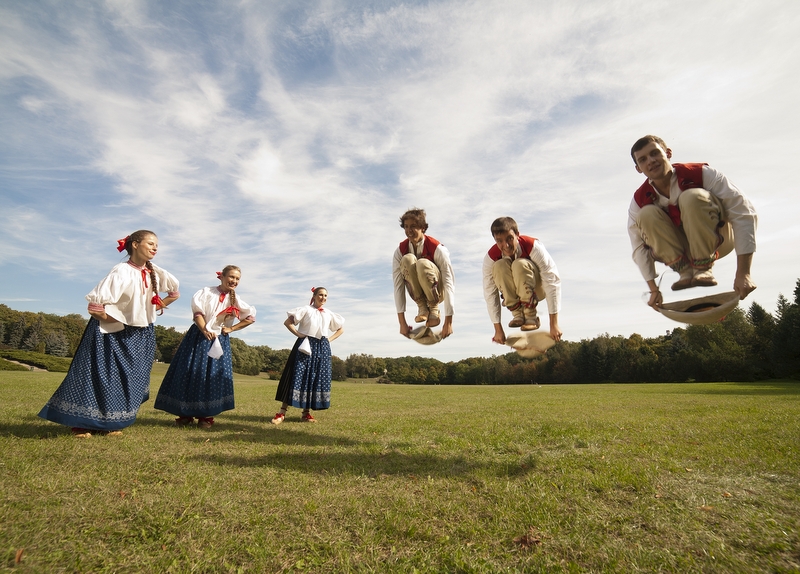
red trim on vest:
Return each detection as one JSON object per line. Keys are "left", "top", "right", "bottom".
{"left": 399, "top": 235, "right": 441, "bottom": 262}
{"left": 633, "top": 163, "right": 707, "bottom": 227}
{"left": 488, "top": 235, "right": 536, "bottom": 261}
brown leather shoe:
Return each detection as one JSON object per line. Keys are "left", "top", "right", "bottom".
{"left": 692, "top": 269, "right": 717, "bottom": 287}
{"left": 671, "top": 268, "right": 695, "bottom": 291}
{"left": 521, "top": 314, "right": 541, "bottom": 332}
{"left": 426, "top": 302, "right": 441, "bottom": 327}
{"left": 414, "top": 299, "right": 429, "bottom": 323}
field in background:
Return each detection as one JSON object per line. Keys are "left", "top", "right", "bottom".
{"left": 1, "top": 367, "right": 799, "bottom": 573}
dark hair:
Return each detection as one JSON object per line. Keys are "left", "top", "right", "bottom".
{"left": 310, "top": 286, "right": 327, "bottom": 305}
{"left": 220, "top": 265, "right": 241, "bottom": 309}
{"left": 490, "top": 217, "right": 519, "bottom": 237}
{"left": 399, "top": 208, "right": 429, "bottom": 232}
{"left": 125, "top": 230, "right": 158, "bottom": 294}
{"left": 630, "top": 135, "right": 668, "bottom": 164}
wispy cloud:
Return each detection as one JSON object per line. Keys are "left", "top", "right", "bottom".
{"left": 1, "top": 0, "right": 798, "bottom": 360}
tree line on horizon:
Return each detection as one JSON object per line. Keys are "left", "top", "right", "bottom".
{"left": 2, "top": 278, "right": 798, "bottom": 383}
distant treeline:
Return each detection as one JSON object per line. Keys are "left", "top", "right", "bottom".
{"left": 372, "top": 279, "right": 800, "bottom": 384}
{"left": 2, "top": 278, "right": 799, "bottom": 383}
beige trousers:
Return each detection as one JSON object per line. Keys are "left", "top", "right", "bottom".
{"left": 492, "top": 258, "right": 545, "bottom": 311}
{"left": 400, "top": 254, "right": 443, "bottom": 303}
{"left": 636, "top": 188, "right": 734, "bottom": 271}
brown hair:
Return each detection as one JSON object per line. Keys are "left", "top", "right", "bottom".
{"left": 124, "top": 230, "right": 158, "bottom": 295}
{"left": 399, "top": 208, "right": 428, "bottom": 232}
{"left": 310, "top": 286, "right": 327, "bottom": 305}
{"left": 490, "top": 217, "right": 519, "bottom": 237}
{"left": 220, "top": 265, "right": 240, "bottom": 308}
{"left": 630, "top": 135, "right": 668, "bottom": 164}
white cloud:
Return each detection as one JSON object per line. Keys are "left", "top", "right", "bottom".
{"left": 1, "top": 0, "right": 799, "bottom": 360}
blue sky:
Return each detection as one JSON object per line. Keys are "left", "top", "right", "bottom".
{"left": 1, "top": 0, "right": 799, "bottom": 362}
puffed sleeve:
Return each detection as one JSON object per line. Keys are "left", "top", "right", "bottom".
{"left": 237, "top": 296, "right": 257, "bottom": 321}
{"left": 327, "top": 311, "right": 345, "bottom": 332}
{"left": 287, "top": 306, "right": 307, "bottom": 324}
{"left": 191, "top": 287, "right": 209, "bottom": 317}
{"left": 152, "top": 264, "right": 180, "bottom": 297}
{"left": 85, "top": 265, "right": 129, "bottom": 323}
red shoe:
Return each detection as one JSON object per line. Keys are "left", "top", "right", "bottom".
{"left": 175, "top": 416, "right": 194, "bottom": 426}
{"left": 197, "top": 417, "right": 214, "bottom": 429}
{"left": 301, "top": 412, "right": 317, "bottom": 423}
{"left": 271, "top": 412, "right": 285, "bottom": 425}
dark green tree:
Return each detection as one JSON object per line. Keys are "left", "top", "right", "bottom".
{"left": 331, "top": 355, "right": 347, "bottom": 381}
{"left": 44, "top": 331, "right": 70, "bottom": 357}
{"left": 154, "top": 326, "right": 185, "bottom": 363}
{"left": 229, "top": 337, "right": 262, "bottom": 376}
{"left": 8, "top": 318, "right": 25, "bottom": 348}
{"left": 773, "top": 282, "right": 800, "bottom": 376}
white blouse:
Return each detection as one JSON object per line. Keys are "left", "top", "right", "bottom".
{"left": 86, "top": 261, "right": 180, "bottom": 333}
{"left": 287, "top": 305, "right": 345, "bottom": 339}
{"left": 192, "top": 286, "right": 257, "bottom": 335}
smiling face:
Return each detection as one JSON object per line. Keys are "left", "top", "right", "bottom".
{"left": 130, "top": 234, "right": 158, "bottom": 265}
{"left": 312, "top": 289, "right": 328, "bottom": 308}
{"left": 493, "top": 229, "right": 519, "bottom": 258}
{"left": 219, "top": 269, "right": 241, "bottom": 292}
{"left": 633, "top": 141, "right": 673, "bottom": 181}
{"left": 402, "top": 219, "right": 425, "bottom": 244}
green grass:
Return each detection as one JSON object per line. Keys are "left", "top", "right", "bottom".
{"left": 0, "top": 358, "right": 29, "bottom": 372}
{"left": 0, "top": 350, "right": 72, "bottom": 372}
{"left": 1, "top": 367, "right": 799, "bottom": 573}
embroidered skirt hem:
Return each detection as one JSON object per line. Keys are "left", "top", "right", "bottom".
{"left": 38, "top": 319, "right": 155, "bottom": 431}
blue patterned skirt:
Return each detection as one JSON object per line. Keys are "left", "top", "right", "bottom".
{"left": 275, "top": 336, "right": 332, "bottom": 410}
{"left": 153, "top": 324, "right": 234, "bottom": 417}
{"left": 38, "top": 319, "right": 155, "bottom": 431}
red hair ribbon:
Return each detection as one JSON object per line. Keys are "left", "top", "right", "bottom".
{"left": 216, "top": 271, "right": 223, "bottom": 279}
{"left": 117, "top": 236, "right": 130, "bottom": 252}
{"left": 217, "top": 306, "right": 240, "bottom": 319}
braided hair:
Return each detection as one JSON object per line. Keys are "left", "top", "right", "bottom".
{"left": 124, "top": 230, "right": 159, "bottom": 295}
{"left": 220, "top": 265, "right": 240, "bottom": 308}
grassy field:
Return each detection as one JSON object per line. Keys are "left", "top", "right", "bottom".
{"left": 1, "top": 366, "right": 799, "bottom": 573}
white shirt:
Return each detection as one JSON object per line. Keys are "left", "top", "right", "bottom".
{"left": 86, "top": 260, "right": 180, "bottom": 332}
{"left": 627, "top": 164, "right": 758, "bottom": 281}
{"left": 191, "top": 286, "right": 257, "bottom": 336}
{"left": 482, "top": 240, "right": 561, "bottom": 324}
{"left": 287, "top": 305, "right": 345, "bottom": 339}
{"left": 392, "top": 237, "right": 455, "bottom": 316}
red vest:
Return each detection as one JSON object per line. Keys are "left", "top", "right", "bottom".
{"left": 633, "top": 163, "right": 706, "bottom": 227}
{"left": 488, "top": 235, "right": 536, "bottom": 261}
{"left": 399, "top": 235, "right": 440, "bottom": 262}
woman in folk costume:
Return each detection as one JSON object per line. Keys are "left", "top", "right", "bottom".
{"left": 271, "top": 287, "right": 344, "bottom": 424}
{"left": 39, "top": 230, "right": 180, "bottom": 437}
{"left": 154, "top": 266, "right": 256, "bottom": 429}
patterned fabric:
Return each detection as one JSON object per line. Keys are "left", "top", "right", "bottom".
{"left": 38, "top": 319, "right": 155, "bottom": 430}
{"left": 154, "top": 324, "right": 234, "bottom": 417}
{"left": 275, "top": 336, "right": 332, "bottom": 410}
